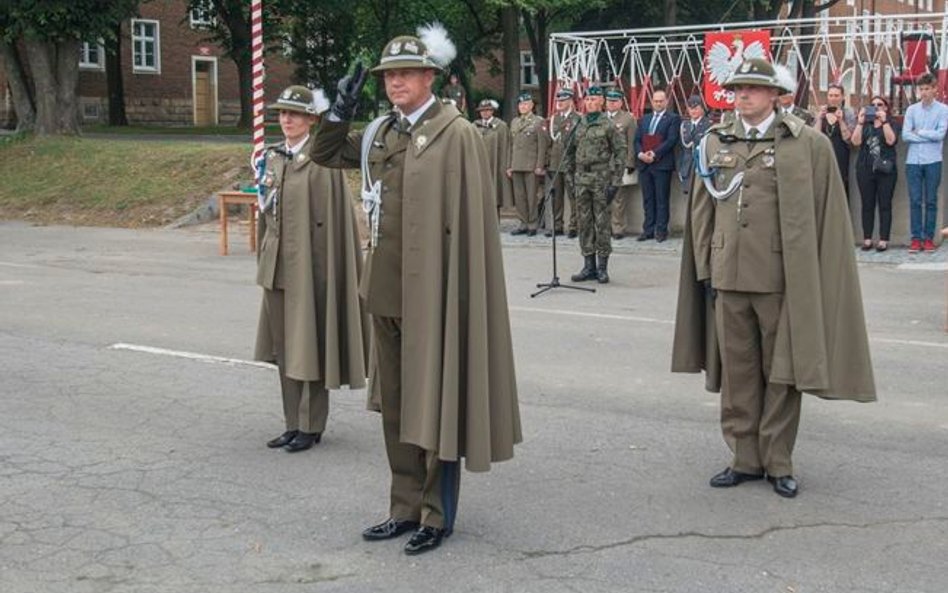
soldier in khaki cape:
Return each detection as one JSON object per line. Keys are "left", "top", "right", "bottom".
{"left": 565, "top": 86, "right": 627, "bottom": 284}
{"left": 253, "top": 85, "right": 369, "bottom": 453}
{"left": 507, "top": 92, "right": 549, "bottom": 235}
{"left": 441, "top": 72, "right": 467, "bottom": 114}
{"left": 604, "top": 88, "right": 638, "bottom": 239}
{"left": 545, "top": 88, "right": 581, "bottom": 237}
{"left": 672, "top": 59, "right": 876, "bottom": 498}
{"left": 473, "top": 98, "right": 513, "bottom": 214}
{"left": 311, "top": 25, "right": 521, "bottom": 556}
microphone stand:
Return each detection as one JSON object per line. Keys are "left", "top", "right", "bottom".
{"left": 531, "top": 118, "right": 596, "bottom": 298}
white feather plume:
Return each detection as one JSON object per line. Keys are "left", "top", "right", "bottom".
{"left": 310, "top": 87, "right": 330, "bottom": 115}
{"left": 774, "top": 64, "right": 796, "bottom": 94}
{"left": 417, "top": 22, "right": 457, "bottom": 68}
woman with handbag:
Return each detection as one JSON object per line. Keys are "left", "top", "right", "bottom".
{"left": 852, "top": 95, "right": 900, "bottom": 251}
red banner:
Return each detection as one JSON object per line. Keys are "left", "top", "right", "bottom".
{"left": 703, "top": 31, "right": 771, "bottom": 110}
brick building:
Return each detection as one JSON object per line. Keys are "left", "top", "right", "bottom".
{"left": 0, "top": 0, "right": 295, "bottom": 128}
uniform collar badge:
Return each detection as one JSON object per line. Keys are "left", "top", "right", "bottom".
{"left": 416, "top": 135, "right": 428, "bottom": 149}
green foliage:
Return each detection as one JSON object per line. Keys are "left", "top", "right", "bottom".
{"left": 1, "top": 0, "right": 139, "bottom": 43}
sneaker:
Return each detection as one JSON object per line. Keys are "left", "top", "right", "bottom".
{"left": 908, "top": 239, "right": 922, "bottom": 253}
{"left": 923, "top": 239, "right": 936, "bottom": 252}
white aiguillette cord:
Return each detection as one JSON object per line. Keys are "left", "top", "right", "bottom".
{"left": 360, "top": 114, "right": 393, "bottom": 249}
{"left": 694, "top": 133, "right": 744, "bottom": 202}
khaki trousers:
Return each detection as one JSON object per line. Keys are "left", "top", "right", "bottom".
{"left": 610, "top": 185, "right": 634, "bottom": 235}
{"left": 511, "top": 171, "right": 540, "bottom": 230}
{"left": 544, "top": 172, "right": 568, "bottom": 231}
{"left": 264, "top": 289, "right": 329, "bottom": 434}
{"left": 372, "top": 316, "right": 461, "bottom": 530}
{"left": 715, "top": 291, "right": 801, "bottom": 477}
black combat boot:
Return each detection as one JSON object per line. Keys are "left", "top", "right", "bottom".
{"left": 596, "top": 254, "right": 610, "bottom": 284}
{"left": 571, "top": 255, "right": 597, "bottom": 282}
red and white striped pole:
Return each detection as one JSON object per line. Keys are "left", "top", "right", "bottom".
{"left": 250, "top": 0, "right": 265, "bottom": 164}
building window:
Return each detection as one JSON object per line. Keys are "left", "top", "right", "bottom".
{"left": 190, "top": 2, "right": 215, "bottom": 28}
{"left": 132, "top": 19, "right": 160, "bottom": 73}
{"left": 79, "top": 41, "right": 104, "bottom": 70}
{"left": 520, "top": 51, "right": 538, "bottom": 88}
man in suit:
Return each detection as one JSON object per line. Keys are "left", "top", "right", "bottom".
{"left": 634, "top": 89, "right": 680, "bottom": 242}
{"left": 672, "top": 58, "right": 875, "bottom": 499}
{"left": 311, "top": 29, "right": 521, "bottom": 555}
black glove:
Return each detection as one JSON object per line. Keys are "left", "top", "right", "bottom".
{"left": 605, "top": 185, "right": 618, "bottom": 205}
{"left": 330, "top": 62, "right": 368, "bottom": 121}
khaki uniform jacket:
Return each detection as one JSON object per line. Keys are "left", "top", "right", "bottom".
{"left": 509, "top": 113, "right": 549, "bottom": 171}
{"left": 671, "top": 113, "right": 876, "bottom": 401}
{"left": 607, "top": 109, "right": 637, "bottom": 169}
{"left": 311, "top": 101, "right": 522, "bottom": 471}
{"left": 546, "top": 110, "right": 581, "bottom": 171}
{"left": 475, "top": 117, "right": 514, "bottom": 208}
{"left": 254, "top": 137, "right": 369, "bottom": 388}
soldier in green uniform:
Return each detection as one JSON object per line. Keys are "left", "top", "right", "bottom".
{"left": 507, "top": 92, "right": 548, "bottom": 236}
{"left": 565, "top": 86, "right": 627, "bottom": 284}
{"left": 311, "top": 26, "right": 520, "bottom": 555}
{"left": 441, "top": 72, "right": 467, "bottom": 114}
{"left": 604, "top": 88, "right": 638, "bottom": 239}
{"left": 545, "top": 88, "right": 581, "bottom": 237}
{"left": 253, "top": 85, "right": 369, "bottom": 453}
{"left": 474, "top": 98, "right": 512, "bottom": 214}
{"left": 672, "top": 59, "right": 876, "bottom": 498}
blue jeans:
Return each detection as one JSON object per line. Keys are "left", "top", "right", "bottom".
{"left": 905, "top": 162, "right": 941, "bottom": 240}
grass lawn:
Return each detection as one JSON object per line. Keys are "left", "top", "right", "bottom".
{"left": 82, "top": 124, "right": 282, "bottom": 136}
{"left": 0, "top": 135, "right": 252, "bottom": 227}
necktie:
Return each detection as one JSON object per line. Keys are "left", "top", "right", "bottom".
{"left": 649, "top": 113, "right": 661, "bottom": 134}
{"left": 747, "top": 127, "right": 759, "bottom": 150}
{"left": 397, "top": 116, "right": 411, "bottom": 135}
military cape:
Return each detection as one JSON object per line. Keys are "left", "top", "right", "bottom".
{"left": 254, "top": 137, "right": 370, "bottom": 389}
{"left": 312, "top": 102, "right": 522, "bottom": 471}
{"left": 671, "top": 113, "right": 876, "bottom": 401}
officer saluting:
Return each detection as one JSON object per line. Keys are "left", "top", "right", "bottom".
{"left": 311, "top": 24, "right": 521, "bottom": 555}
{"left": 566, "top": 85, "right": 627, "bottom": 284}
{"left": 254, "top": 85, "right": 369, "bottom": 453}
{"left": 672, "top": 59, "right": 876, "bottom": 498}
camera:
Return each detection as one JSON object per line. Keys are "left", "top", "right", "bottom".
{"left": 827, "top": 106, "right": 838, "bottom": 113}
{"left": 864, "top": 106, "right": 877, "bottom": 120}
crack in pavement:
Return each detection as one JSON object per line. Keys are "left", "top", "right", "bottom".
{"left": 518, "top": 516, "right": 948, "bottom": 559}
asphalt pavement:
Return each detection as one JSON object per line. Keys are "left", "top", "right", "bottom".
{"left": 1, "top": 220, "right": 946, "bottom": 593}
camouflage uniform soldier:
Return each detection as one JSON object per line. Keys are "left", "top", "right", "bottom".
{"left": 545, "top": 88, "right": 581, "bottom": 237}
{"left": 507, "top": 92, "right": 548, "bottom": 235}
{"left": 566, "top": 86, "right": 627, "bottom": 284}
{"left": 604, "top": 89, "right": 638, "bottom": 239}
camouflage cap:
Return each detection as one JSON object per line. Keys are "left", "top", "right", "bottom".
{"left": 371, "top": 35, "right": 443, "bottom": 73}
{"left": 723, "top": 58, "right": 793, "bottom": 93}
{"left": 267, "top": 85, "right": 325, "bottom": 115}
{"left": 605, "top": 89, "right": 624, "bottom": 101}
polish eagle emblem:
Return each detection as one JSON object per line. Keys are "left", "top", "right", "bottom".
{"left": 706, "top": 35, "right": 768, "bottom": 86}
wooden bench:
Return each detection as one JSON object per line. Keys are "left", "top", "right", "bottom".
{"left": 218, "top": 191, "right": 258, "bottom": 256}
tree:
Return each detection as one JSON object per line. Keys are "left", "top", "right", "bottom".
{"left": 1, "top": 0, "right": 139, "bottom": 135}
{"left": 105, "top": 20, "right": 129, "bottom": 126}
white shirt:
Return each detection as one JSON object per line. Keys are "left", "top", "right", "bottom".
{"left": 741, "top": 111, "right": 776, "bottom": 137}
{"left": 285, "top": 134, "right": 310, "bottom": 155}
{"left": 399, "top": 94, "right": 437, "bottom": 127}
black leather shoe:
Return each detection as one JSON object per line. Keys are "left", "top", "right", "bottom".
{"left": 768, "top": 475, "right": 799, "bottom": 498}
{"left": 709, "top": 467, "right": 764, "bottom": 488}
{"left": 636, "top": 233, "right": 653, "bottom": 242}
{"left": 362, "top": 518, "right": 419, "bottom": 541}
{"left": 612, "top": 233, "right": 625, "bottom": 240}
{"left": 655, "top": 233, "right": 668, "bottom": 243}
{"left": 266, "top": 430, "right": 298, "bottom": 448}
{"left": 526, "top": 229, "right": 537, "bottom": 236}
{"left": 404, "top": 525, "right": 446, "bottom": 555}
{"left": 555, "top": 229, "right": 565, "bottom": 236}
{"left": 284, "top": 432, "right": 320, "bottom": 452}
{"left": 510, "top": 227, "right": 527, "bottom": 236}
{"left": 567, "top": 230, "right": 577, "bottom": 238}
{"left": 544, "top": 229, "right": 554, "bottom": 237}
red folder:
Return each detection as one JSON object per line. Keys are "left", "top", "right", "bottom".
{"left": 642, "top": 133, "right": 662, "bottom": 152}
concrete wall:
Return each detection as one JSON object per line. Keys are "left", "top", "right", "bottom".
{"left": 612, "top": 142, "right": 948, "bottom": 246}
